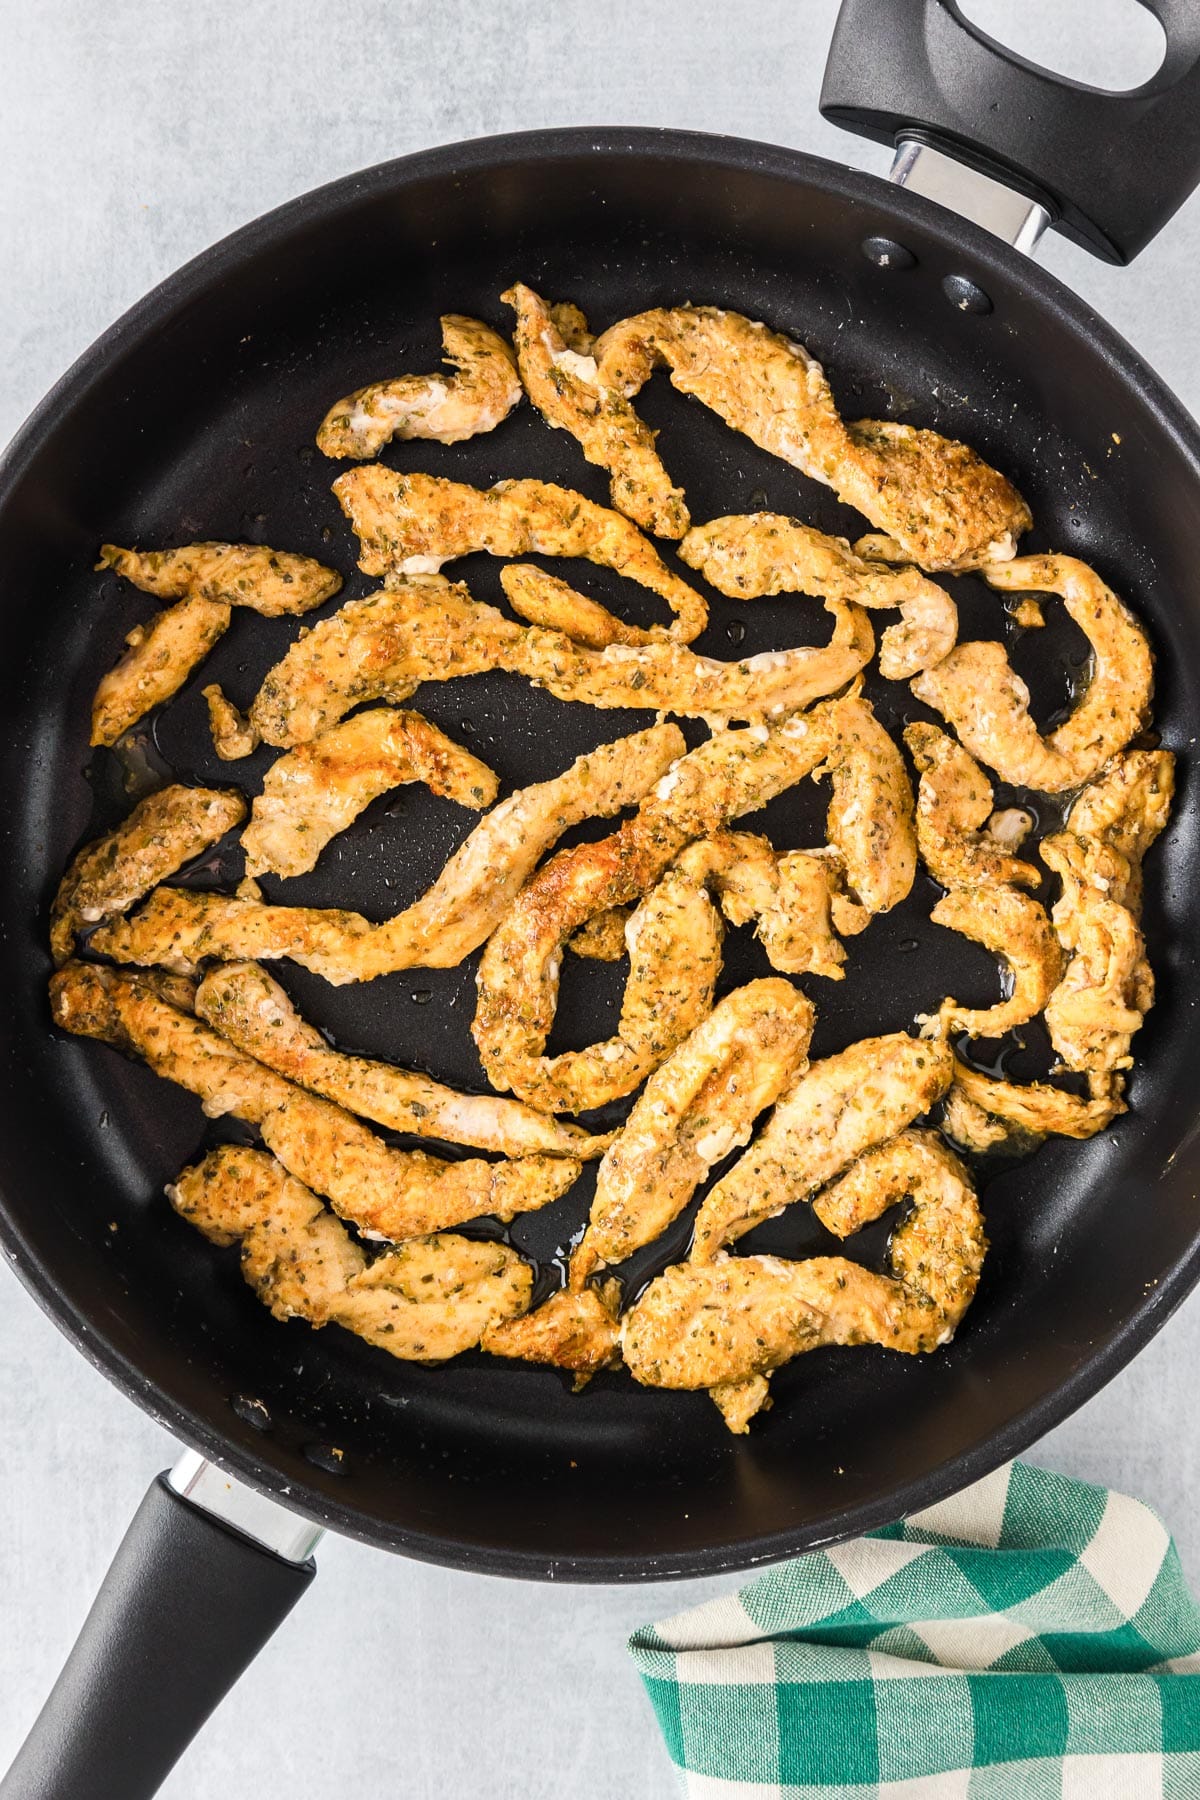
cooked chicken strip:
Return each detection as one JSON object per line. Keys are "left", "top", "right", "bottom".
{"left": 503, "top": 283, "right": 688, "bottom": 538}
{"left": 592, "top": 306, "right": 1030, "bottom": 570}
{"left": 571, "top": 979, "right": 814, "bottom": 1285}
{"left": 92, "top": 593, "right": 231, "bottom": 747}
{"left": 196, "top": 961, "right": 607, "bottom": 1159}
{"left": 941, "top": 1057, "right": 1125, "bottom": 1152}
{"left": 818, "top": 691, "right": 916, "bottom": 916}
{"left": 481, "top": 1280, "right": 623, "bottom": 1383}
{"left": 568, "top": 906, "right": 633, "bottom": 959}
{"left": 333, "top": 466, "right": 707, "bottom": 640}
{"left": 171, "top": 1146, "right": 532, "bottom": 1360}
{"left": 911, "top": 557, "right": 1153, "bottom": 791}
{"left": 904, "top": 721, "right": 1038, "bottom": 890}
{"left": 481, "top": 861, "right": 725, "bottom": 1115}
{"left": 92, "top": 542, "right": 342, "bottom": 747}
{"left": 921, "top": 884, "right": 1062, "bottom": 1039}
{"left": 316, "top": 316, "right": 522, "bottom": 459}
{"left": 97, "top": 542, "right": 343, "bottom": 616}
{"left": 680, "top": 513, "right": 958, "bottom": 678}
{"left": 202, "top": 684, "right": 260, "bottom": 760}
{"left": 241, "top": 708, "right": 498, "bottom": 879}
{"left": 500, "top": 564, "right": 656, "bottom": 647}
{"left": 248, "top": 573, "right": 871, "bottom": 745}
{"left": 49, "top": 784, "right": 245, "bottom": 965}
{"left": 92, "top": 724, "right": 682, "bottom": 981}
{"left": 1066, "top": 748, "right": 1175, "bottom": 867}
{"left": 50, "top": 962, "right": 579, "bottom": 1241}
{"left": 689, "top": 1032, "right": 954, "bottom": 1261}
{"left": 1041, "top": 885, "right": 1152, "bottom": 1074}
{"left": 625, "top": 1131, "right": 983, "bottom": 1431}
{"left": 674, "top": 833, "right": 846, "bottom": 979}
{"left": 473, "top": 712, "right": 839, "bottom": 1106}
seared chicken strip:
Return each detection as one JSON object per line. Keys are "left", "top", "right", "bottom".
{"left": 1039, "top": 749, "right": 1174, "bottom": 1072}
{"left": 92, "top": 725, "right": 681, "bottom": 981}
{"left": 911, "top": 557, "right": 1153, "bottom": 792}
{"left": 473, "top": 711, "right": 840, "bottom": 1107}
{"left": 625, "top": 1130, "right": 983, "bottom": 1431}
{"left": 316, "top": 316, "right": 522, "bottom": 460}
{"left": 567, "top": 906, "right": 634, "bottom": 959}
{"left": 196, "top": 961, "right": 607, "bottom": 1159}
{"left": 503, "top": 284, "right": 688, "bottom": 538}
{"left": 92, "top": 594, "right": 231, "bottom": 748}
{"left": 92, "top": 541, "right": 342, "bottom": 747}
{"left": 592, "top": 306, "right": 1030, "bottom": 570}
{"left": 241, "top": 708, "right": 498, "bottom": 879}
{"left": 202, "top": 684, "right": 260, "bottom": 760}
{"left": 248, "top": 573, "right": 871, "bottom": 745}
{"left": 942, "top": 1058, "right": 1125, "bottom": 1152}
{"left": 333, "top": 466, "right": 707, "bottom": 641}
{"left": 818, "top": 691, "right": 916, "bottom": 918}
{"left": 904, "top": 722, "right": 1037, "bottom": 890}
{"left": 675, "top": 833, "right": 846, "bottom": 980}
{"left": 500, "top": 564, "right": 656, "bottom": 648}
{"left": 680, "top": 513, "right": 958, "bottom": 678}
{"left": 689, "top": 1032, "right": 954, "bottom": 1261}
{"left": 571, "top": 979, "right": 814, "bottom": 1285}
{"left": 921, "top": 884, "right": 1063, "bottom": 1040}
{"left": 49, "top": 784, "right": 245, "bottom": 966}
{"left": 171, "top": 1146, "right": 532, "bottom": 1360}
{"left": 481, "top": 1282, "right": 624, "bottom": 1383}
{"left": 51, "top": 962, "right": 579, "bottom": 1241}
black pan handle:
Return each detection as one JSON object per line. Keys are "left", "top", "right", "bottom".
{"left": 0, "top": 1468, "right": 317, "bottom": 1800}
{"left": 820, "top": 0, "right": 1200, "bottom": 262}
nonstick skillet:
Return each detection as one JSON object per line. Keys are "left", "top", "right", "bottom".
{"left": 6, "top": 3, "right": 1200, "bottom": 1796}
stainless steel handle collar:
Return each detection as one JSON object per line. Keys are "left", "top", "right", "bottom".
{"left": 168, "top": 1451, "right": 324, "bottom": 1564}
{"left": 890, "top": 137, "right": 1051, "bottom": 254}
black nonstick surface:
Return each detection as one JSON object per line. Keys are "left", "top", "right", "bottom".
{"left": 2, "top": 131, "right": 1199, "bottom": 1579}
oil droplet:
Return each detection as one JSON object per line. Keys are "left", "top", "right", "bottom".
{"left": 98, "top": 1110, "right": 110, "bottom": 1128}
{"left": 297, "top": 445, "right": 315, "bottom": 466}
{"left": 749, "top": 488, "right": 769, "bottom": 510}
{"left": 899, "top": 939, "right": 919, "bottom": 954}
{"left": 410, "top": 989, "right": 432, "bottom": 1005}
{"left": 725, "top": 620, "right": 747, "bottom": 646}
{"left": 320, "top": 525, "right": 333, "bottom": 543}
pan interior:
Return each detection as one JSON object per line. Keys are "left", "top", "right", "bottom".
{"left": 3, "top": 138, "right": 1199, "bottom": 1576}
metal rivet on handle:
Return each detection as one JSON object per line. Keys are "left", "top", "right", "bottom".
{"left": 861, "top": 235, "right": 917, "bottom": 270}
{"left": 942, "top": 274, "right": 993, "bottom": 315}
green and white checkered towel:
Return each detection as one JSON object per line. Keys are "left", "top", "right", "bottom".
{"left": 630, "top": 1461, "right": 1200, "bottom": 1797}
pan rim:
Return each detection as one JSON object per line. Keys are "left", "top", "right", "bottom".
{"left": 4, "top": 124, "right": 1200, "bottom": 1581}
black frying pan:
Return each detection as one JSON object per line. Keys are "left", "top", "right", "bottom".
{"left": 5, "top": 4, "right": 1200, "bottom": 1795}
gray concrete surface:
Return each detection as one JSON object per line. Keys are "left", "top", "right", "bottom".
{"left": 2, "top": 2, "right": 1199, "bottom": 1794}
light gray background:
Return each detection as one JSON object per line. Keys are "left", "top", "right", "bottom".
{"left": 2, "top": 1, "right": 1198, "bottom": 1793}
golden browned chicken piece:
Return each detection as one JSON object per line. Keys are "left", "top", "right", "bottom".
{"left": 481, "top": 1281, "right": 624, "bottom": 1383}
{"left": 333, "top": 466, "right": 707, "bottom": 641}
{"left": 941, "top": 1058, "right": 1125, "bottom": 1152}
{"left": 50, "top": 962, "right": 579, "bottom": 1241}
{"left": 625, "top": 1130, "right": 984, "bottom": 1431}
{"left": 570, "top": 980, "right": 814, "bottom": 1286}
{"left": 248, "top": 573, "right": 871, "bottom": 745}
{"left": 91, "top": 724, "right": 681, "bottom": 981}
{"left": 202, "top": 684, "right": 260, "bottom": 760}
{"left": 818, "top": 690, "right": 916, "bottom": 919}
{"left": 240, "top": 708, "right": 498, "bottom": 879}
{"left": 680, "top": 513, "right": 958, "bottom": 679}
{"left": 49, "top": 784, "right": 245, "bottom": 966}
{"left": 195, "top": 961, "right": 607, "bottom": 1160}
{"left": 904, "top": 722, "right": 1037, "bottom": 890}
{"left": 472, "top": 713, "right": 841, "bottom": 1109}
{"left": 92, "top": 595, "right": 231, "bottom": 748}
{"left": 674, "top": 833, "right": 847, "bottom": 980}
{"left": 500, "top": 564, "right": 656, "bottom": 647}
{"left": 503, "top": 284, "right": 688, "bottom": 538}
{"left": 567, "top": 906, "right": 634, "bottom": 959}
{"left": 170, "top": 1146, "right": 532, "bottom": 1360}
{"left": 911, "top": 557, "right": 1153, "bottom": 792}
{"left": 1038, "top": 748, "right": 1174, "bottom": 1072}
{"left": 921, "top": 884, "right": 1063, "bottom": 1040}
{"left": 689, "top": 1032, "right": 954, "bottom": 1261}
{"left": 316, "top": 316, "right": 522, "bottom": 460}
{"left": 591, "top": 306, "right": 1030, "bottom": 571}
{"left": 92, "top": 542, "right": 342, "bottom": 747}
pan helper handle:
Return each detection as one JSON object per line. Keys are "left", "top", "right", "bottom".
{"left": 820, "top": 0, "right": 1200, "bottom": 263}
{"left": 0, "top": 1453, "right": 319, "bottom": 1800}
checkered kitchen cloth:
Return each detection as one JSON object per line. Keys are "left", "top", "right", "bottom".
{"left": 630, "top": 1461, "right": 1200, "bottom": 1797}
